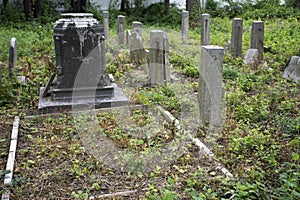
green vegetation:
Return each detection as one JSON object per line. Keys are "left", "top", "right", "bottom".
{"left": 0, "top": 1, "right": 299, "bottom": 199}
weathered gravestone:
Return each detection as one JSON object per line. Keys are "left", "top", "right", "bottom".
{"left": 38, "top": 13, "right": 128, "bottom": 113}
{"left": 132, "top": 21, "right": 142, "bottom": 38}
{"left": 201, "top": 14, "right": 210, "bottom": 45}
{"left": 198, "top": 45, "right": 224, "bottom": 126}
{"left": 244, "top": 49, "right": 258, "bottom": 65}
{"left": 231, "top": 18, "right": 243, "bottom": 57}
{"left": 250, "top": 21, "right": 264, "bottom": 62}
{"left": 149, "top": 30, "right": 170, "bottom": 86}
{"left": 117, "top": 15, "right": 126, "bottom": 45}
{"left": 9, "top": 38, "right": 17, "bottom": 74}
{"left": 181, "top": 11, "right": 189, "bottom": 41}
{"left": 130, "top": 31, "right": 147, "bottom": 67}
{"left": 283, "top": 56, "right": 300, "bottom": 83}
{"left": 102, "top": 11, "right": 110, "bottom": 39}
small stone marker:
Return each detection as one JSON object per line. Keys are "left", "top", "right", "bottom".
{"left": 117, "top": 15, "right": 126, "bottom": 45}
{"left": 149, "top": 30, "right": 170, "bottom": 86}
{"left": 126, "top": 30, "right": 132, "bottom": 46}
{"left": 130, "top": 31, "right": 147, "bottom": 67}
{"left": 243, "top": 49, "right": 258, "bottom": 65}
{"left": 231, "top": 18, "right": 243, "bottom": 57}
{"left": 201, "top": 13, "right": 210, "bottom": 45}
{"left": 283, "top": 56, "right": 300, "bottom": 83}
{"left": 198, "top": 45, "right": 224, "bottom": 126}
{"left": 250, "top": 21, "right": 264, "bottom": 62}
{"left": 9, "top": 37, "right": 17, "bottom": 74}
{"left": 132, "top": 21, "right": 142, "bottom": 37}
{"left": 102, "top": 11, "right": 110, "bottom": 39}
{"left": 181, "top": 11, "right": 189, "bottom": 41}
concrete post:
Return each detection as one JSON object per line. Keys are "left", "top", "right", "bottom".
{"left": 117, "top": 15, "right": 126, "bottom": 45}
{"left": 9, "top": 38, "right": 17, "bottom": 74}
{"left": 250, "top": 21, "right": 264, "bottom": 62}
{"left": 201, "top": 13, "right": 210, "bottom": 45}
{"left": 181, "top": 11, "right": 189, "bottom": 41}
{"left": 149, "top": 30, "right": 170, "bottom": 86}
{"left": 102, "top": 11, "right": 109, "bottom": 40}
{"left": 132, "top": 21, "right": 142, "bottom": 38}
{"left": 198, "top": 45, "right": 224, "bottom": 126}
{"left": 231, "top": 18, "right": 243, "bottom": 57}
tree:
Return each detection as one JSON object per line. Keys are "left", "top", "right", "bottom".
{"left": 165, "top": 0, "right": 170, "bottom": 15}
{"left": 70, "top": 0, "right": 87, "bottom": 12}
{"left": 186, "top": 0, "right": 201, "bottom": 28}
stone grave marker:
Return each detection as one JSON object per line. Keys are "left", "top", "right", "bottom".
{"left": 9, "top": 37, "right": 17, "bottom": 74}
{"left": 130, "top": 31, "right": 147, "bottom": 67}
{"left": 126, "top": 30, "right": 132, "bottom": 46}
{"left": 198, "top": 45, "right": 224, "bottom": 126}
{"left": 102, "top": 11, "right": 110, "bottom": 39}
{"left": 38, "top": 13, "right": 128, "bottom": 113}
{"left": 132, "top": 21, "right": 142, "bottom": 38}
{"left": 149, "top": 30, "right": 170, "bottom": 86}
{"left": 181, "top": 11, "right": 189, "bottom": 41}
{"left": 244, "top": 49, "right": 258, "bottom": 65}
{"left": 117, "top": 15, "right": 126, "bottom": 45}
{"left": 250, "top": 21, "right": 264, "bottom": 62}
{"left": 231, "top": 18, "right": 243, "bottom": 57}
{"left": 201, "top": 14, "right": 210, "bottom": 45}
{"left": 283, "top": 56, "right": 300, "bottom": 83}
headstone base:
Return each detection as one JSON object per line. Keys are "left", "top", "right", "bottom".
{"left": 38, "top": 83, "right": 128, "bottom": 114}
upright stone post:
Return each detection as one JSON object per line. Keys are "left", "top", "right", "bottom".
{"left": 201, "top": 14, "right": 210, "bottom": 45}
{"left": 132, "top": 21, "right": 142, "bottom": 38}
{"left": 9, "top": 37, "right": 17, "bottom": 74}
{"left": 102, "top": 11, "right": 110, "bottom": 40}
{"left": 117, "top": 15, "right": 126, "bottom": 45}
{"left": 231, "top": 18, "right": 243, "bottom": 57}
{"left": 149, "top": 30, "right": 170, "bottom": 86}
{"left": 250, "top": 21, "right": 264, "bottom": 62}
{"left": 181, "top": 11, "right": 189, "bottom": 41}
{"left": 198, "top": 45, "right": 224, "bottom": 126}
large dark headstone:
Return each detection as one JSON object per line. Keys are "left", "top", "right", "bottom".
{"left": 38, "top": 13, "right": 128, "bottom": 113}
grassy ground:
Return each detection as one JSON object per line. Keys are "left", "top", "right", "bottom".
{"left": 0, "top": 16, "right": 299, "bottom": 199}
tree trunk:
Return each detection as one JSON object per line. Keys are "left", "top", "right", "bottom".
{"left": 186, "top": 0, "right": 201, "bottom": 29}
{"left": 33, "top": 0, "right": 41, "bottom": 18}
{"left": 71, "top": 0, "right": 87, "bottom": 12}
{"left": 120, "top": 0, "right": 126, "bottom": 11}
{"left": 165, "top": 0, "right": 170, "bottom": 15}
{"left": 3, "top": 0, "right": 8, "bottom": 8}
{"left": 23, "top": 0, "right": 32, "bottom": 20}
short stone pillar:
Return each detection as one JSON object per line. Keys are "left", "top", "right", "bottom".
{"left": 201, "top": 13, "right": 210, "bottom": 45}
{"left": 250, "top": 21, "right": 264, "bottom": 62}
{"left": 117, "top": 15, "right": 126, "bottom": 45}
{"left": 231, "top": 18, "right": 243, "bottom": 57}
{"left": 102, "top": 11, "right": 110, "bottom": 39}
{"left": 283, "top": 56, "right": 300, "bottom": 83}
{"left": 198, "top": 45, "right": 224, "bottom": 126}
{"left": 39, "top": 13, "right": 128, "bottom": 113}
{"left": 130, "top": 31, "right": 147, "bottom": 65}
{"left": 149, "top": 30, "right": 170, "bottom": 86}
{"left": 181, "top": 11, "right": 189, "bottom": 41}
{"left": 9, "top": 37, "right": 17, "bottom": 74}
{"left": 132, "top": 21, "right": 142, "bottom": 37}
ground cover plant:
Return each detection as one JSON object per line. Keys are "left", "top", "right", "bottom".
{"left": 0, "top": 2, "right": 299, "bottom": 199}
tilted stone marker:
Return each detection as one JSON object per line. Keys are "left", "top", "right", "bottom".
{"left": 126, "top": 30, "right": 132, "bottom": 46}
{"left": 117, "top": 15, "right": 126, "bottom": 45}
{"left": 198, "top": 45, "right": 224, "bottom": 126}
{"left": 250, "top": 21, "right": 264, "bottom": 62}
{"left": 9, "top": 37, "right": 17, "bottom": 74}
{"left": 132, "top": 21, "right": 142, "bottom": 38}
{"left": 102, "top": 11, "right": 110, "bottom": 40}
{"left": 283, "top": 56, "right": 300, "bottom": 83}
{"left": 149, "top": 30, "right": 170, "bottom": 86}
{"left": 231, "top": 18, "right": 243, "bottom": 57}
{"left": 201, "top": 13, "right": 210, "bottom": 45}
{"left": 244, "top": 49, "right": 258, "bottom": 65}
{"left": 181, "top": 11, "right": 189, "bottom": 41}
{"left": 130, "top": 31, "right": 147, "bottom": 66}
{"left": 38, "top": 13, "right": 128, "bottom": 113}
